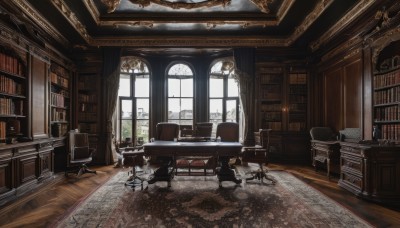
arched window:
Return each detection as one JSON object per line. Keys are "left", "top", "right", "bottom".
{"left": 209, "top": 60, "right": 240, "bottom": 136}
{"left": 117, "top": 57, "right": 150, "bottom": 145}
{"left": 167, "top": 63, "right": 193, "bottom": 125}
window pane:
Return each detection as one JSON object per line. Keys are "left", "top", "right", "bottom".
{"left": 135, "top": 77, "right": 149, "bottom": 97}
{"left": 181, "top": 78, "right": 193, "bottom": 97}
{"left": 119, "top": 75, "right": 130, "bottom": 97}
{"left": 168, "top": 78, "right": 180, "bottom": 97}
{"left": 211, "top": 119, "right": 223, "bottom": 137}
{"left": 228, "top": 78, "right": 239, "bottom": 97}
{"left": 226, "top": 100, "right": 237, "bottom": 122}
{"left": 168, "top": 98, "right": 180, "bottom": 119}
{"left": 181, "top": 98, "right": 193, "bottom": 119}
{"left": 210, "top": 99, "right": 223, "bottom": 120}
{"left": 210, "top": 78, "right": 223, "bottom": 98}
{"left": 168, "top": 64, "right": 193, "bottom": 76}
{"left": 121, "top": 120, "right": 132, "bottom": 141}
{"left": 136, "top": 120, "right": 149, "bottom": 144}
{"left": 136, "top": 99, "right": 149, "bottom": 120}
{"left": 121, "top": 100, "right": 132, "bottom": 118}
{"left": 179, "top": 119, "right": 193, "bottom": 126}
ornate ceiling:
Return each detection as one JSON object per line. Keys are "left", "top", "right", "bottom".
{"left": 0, "top": 0, "right": 392, "bottom": 54}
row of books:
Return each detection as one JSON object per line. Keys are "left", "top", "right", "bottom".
{"left": 373, "top": 87, "right": 400, "bottom": 104}
{"left": 78, "top": 123, "right": 98, "bottom": 134}
{"left": 50, "top": 72, "right": 69, "bottom": 88}
{"left": 288, "top": 103, "right": 307, "bottom": 112}
{"left": 380, "top": 124, "right": 400, "bottom": 141}
{"left": 0, "top": 121, "right": 6, "bottom": 140}
{"left": 289, "top": 113, "right": 306, "bottom": 121}
{"left": 0, "top": 75, "right": 23, "bottom": 95}
{"left": 0, "top": 98, "right": 23, "bottom": 115}
{"left": 51, "top": 92, "right": 65, "bottom": 108}
{"left": 262, "top": 121, "right": 281, "bottom": 131}
{"left": 289, "top": 94, "right": 307, "bottom": 103}
{"left": 263, "top": 112, "right": 282, "bottom": 121}
{"left": 51, "top": 108, "right": 67, "bottom": 122}
{"left": 374, "top": 68, "right": 400, "bottom": 88}
{"left": 78, "top": 76, "right": 96, "bottom": 90}
{"left": 259, "top": 73, "right": 282, "bottom": 84}
{"left": 288, "top": 122, "right": 306, "bottom": 131}
{"left": 374, "top": 106, "right": 399, "bottom": 121}
{"left": 51, "top": 123, "right": 68, "bottom": 137}
{"left": 289, "top": 73, "right": 307, "bottom": 84}
{"left": 0, "top": 51, "right": 24, "bottom": 76}
{"left": 50, "top": 64, "right": 69, "bottom": 79}
{"left": 79, "top": 94, "right": 97, "bottom": 103}
{"left": 78, "top": 113, "right": 97, "bottom": 122}
{"left": 80, "top": 103, "right": 97, "bottom": 112}
{"left": 260, "top": 104, "right": 281, "bottom": 112}
{"left": 289, "top": 85, "right": 307, "bottom": 94}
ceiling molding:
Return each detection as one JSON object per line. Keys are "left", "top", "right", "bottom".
{"left": 310, "top": 0, "right": 375, "bottom": 51}
{"left": 276, "top": 0, "right": 294, "bottom": 24}
{"left": 12, "top": 0, "right": 70, "bottom": 48}
{"left": 50, "top": 0, "right": 91, "bottom": 43}
{"left": 91, "top": 36, "right": 290, "bottom": 47}
{"left": 127, "top": 0, "right": 231, "bottom": 10}
{"left": 84, "top": 0, "right": 101, "bottom": 25}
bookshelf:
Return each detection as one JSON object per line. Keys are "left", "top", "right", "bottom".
{"left": 373, "top": 55, "right": 400, "bottom": 141}
{"left": 76, "top": 73, "right": 100, "bottom": 159}
{"left": 256, "top": 63, "right": 309, "bottom": 164}
{"left": 0, "top": 46, "right": 26, "bottom": 144}
{"left": 49, "top": 63, "right": 70, "bottom": 137}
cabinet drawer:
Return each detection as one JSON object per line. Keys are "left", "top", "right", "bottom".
{"left": 340, "top": 146, "right": 362, "bottom": 155}
{"left": 341, "top": 172, "right": 362, "bottom": 191}
{"left": 341, "top": 156, "right": 362, "bottom": 175}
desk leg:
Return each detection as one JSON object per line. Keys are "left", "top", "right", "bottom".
{"left": 147, "top": 157, "right": 174, "bottom": 187}
{"left": 217, "top": 156, "right": 242, "bottom": 186}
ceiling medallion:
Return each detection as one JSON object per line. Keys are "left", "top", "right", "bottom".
{"left": 128, "top": 0, "right": 231, "bottom": 9}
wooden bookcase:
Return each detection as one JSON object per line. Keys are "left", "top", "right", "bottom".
{"left": 373, "top": 55, "right": 400, "bottom": 142}
{"left": 76, "top": 73, "right": 101, "bottom": 162}
{"left": 0, "top": 46, "right": 26, "bottom": 144}
{"left": 49, "top": 63, "right": 71, "bottom": 138}
{"left": 256, "top": 63, "right": 310, "bottom": 164}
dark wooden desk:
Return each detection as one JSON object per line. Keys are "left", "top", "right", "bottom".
{"left": 143, "top": 141, "right": 243, "bottom": 186}
{"left": 310, "top": 139, "right": 340, "bottom": 179}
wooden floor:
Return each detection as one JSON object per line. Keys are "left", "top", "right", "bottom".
{"left": 0, "top": 164, "right": 399, "bottom": 227}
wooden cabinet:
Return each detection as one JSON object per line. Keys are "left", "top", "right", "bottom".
{"left": 49, "top": 62, "right": 71, "bottom": 137}
{"left": 339, "top": 142, "right": 400, "bottom": 205}
{"left": 0, "top": 46, "right": 27, "bottom": 144}
{"left": 256, "top": 63, "right": 310, "bottom": 164}
{"left": 373, "top": 55, "right": 400, "bottom": 141}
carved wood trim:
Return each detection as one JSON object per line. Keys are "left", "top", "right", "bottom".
{"left": 369, "top": 27, "right": 400, "bottom": 68}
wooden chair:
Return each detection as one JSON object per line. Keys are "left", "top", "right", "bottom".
{"left": 216, "top": 122, "right": 239, "bottom": 142}
{"left": 66, "top": 132, "right": 97, "bottom": 177}
{"left": 310, "top": 127, "right": 340, "bottom": 179}
{"left": 194, "top": 122, "right": 213, "bottom": 138}
{"left": 241, "top": 129, "right": 276, "bottom": 184}
{"left": 122, "top": 146, "right": 145, "bottom": 190}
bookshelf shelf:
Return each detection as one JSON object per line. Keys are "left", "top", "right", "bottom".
{"left": 373, "top": 55, "right": 400, "bottom": 141}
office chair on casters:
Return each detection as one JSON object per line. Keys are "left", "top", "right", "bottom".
{"left": 122, "top": 146, "right": 145, "bottom": 190}
{"left": 241, "top": 129, "right": 276, "bottom": 184}
{"left": 66, "top": 131, "right": 97, "bottom": 177}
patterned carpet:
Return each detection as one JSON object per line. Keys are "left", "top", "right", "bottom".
{"left": 55, "top": 169, "right": 372, "bottom": 228}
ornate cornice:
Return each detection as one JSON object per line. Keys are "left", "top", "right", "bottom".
{"left": 249, "top": 0, "right": 273, "bottom": 14}
{"left": 91, "top": 36, "right": 288, "bottom": 47}
{"left": 12, "top": 0, "right": 70, "bottom": 48}
{"left": 84, "top": 0, "right": 101, "bottom": 25}
{"left": 370, "top": 27, "right": 400, "bottom": 67}
{"left": 321, "top": 36, "right": 363, "bottom": 62}
{"left": 286, "top": 0, "right": 334, "bottom": 45}
{"left": 50, "top": 0, "right": 91, "bottom": 43}
{"left": 127, "top": 0, "right": 231, "bottom": 10}
{"left": 101, "top": 0, "right": 121, "bottom": 13}
{"left": 310, "top": 0, "right": 375, "bottom": 51}
{"left": 276, "top": 0, "right": 294, "bottom": 24}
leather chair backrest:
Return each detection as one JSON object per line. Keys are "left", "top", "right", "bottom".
{"left": 194, "top": 122, "right": 213, "bottom": 137}
{"left": 216, "top": 122, "right": 239, "bottom": 142}
{"left": 339, "top": 128, "right": 361, "bottom": 142}
{"left": 310, "top": 127, "right": 336, "bottom": 141}
{"left": 155, "top": 122, "right": 179, "bottom": 141}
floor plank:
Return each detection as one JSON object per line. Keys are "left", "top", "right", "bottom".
{"left": 0, "top": 164, "right": 399, "bottom": 227}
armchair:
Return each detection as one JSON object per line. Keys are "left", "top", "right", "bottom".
{"left": 241, "top": 129, "right": 276, "bottom": 184}
{"left": 310, "top": 127, "right": 340, "bottom": 179}
{"left": 66, "top": 132, "right": 97, "bottom": 177}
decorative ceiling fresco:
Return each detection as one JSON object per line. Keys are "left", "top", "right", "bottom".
{"left": 0, "top": 0, "right": 395, "bottom": 53}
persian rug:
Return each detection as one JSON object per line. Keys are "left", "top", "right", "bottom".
{"left": 55, "top": 170, "right": 372, "bottom": 228}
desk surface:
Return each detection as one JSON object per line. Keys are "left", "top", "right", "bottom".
{"left": 143, "top": 141, "right": 242, "bottom": 156}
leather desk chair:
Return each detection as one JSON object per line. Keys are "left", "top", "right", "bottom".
{"left": 66, "top": 132, "right": 97, "bottom": 177}
{"left": 241, "top": 129, "right": 276, "bottom": 184}
{"left": 310, "top": 127, "right": 340, "bottom": 179}
{"left": 194, "top": 122, "right": 213, "bottom": 138}
{"left": 216, "top": 122, "right": 239, "bottom": 142}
